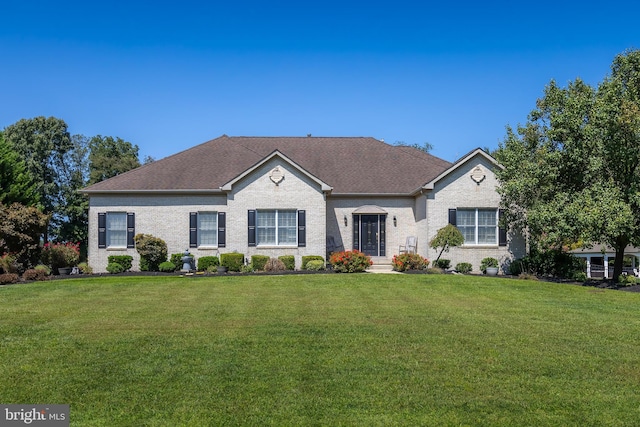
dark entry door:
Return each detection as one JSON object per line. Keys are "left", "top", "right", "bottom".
{"left": 360, "top": 215, "right": 379, "bottom": 256}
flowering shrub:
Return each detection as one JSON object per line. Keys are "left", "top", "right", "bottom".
{"left": 41, "top": 242, "right": 80, "bottom": 270}
{"left": 392, "top": 253, "right": 429, "bottom": 272}
{"left": 330, "top": 250, "right": 372, "bottom": 273}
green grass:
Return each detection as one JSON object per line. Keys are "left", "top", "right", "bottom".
{"left": 1, "top": 274, "right": 639, "bottom": 426}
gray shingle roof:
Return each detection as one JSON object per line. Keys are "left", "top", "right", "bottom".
{"left": 82, "top": 135, "right": 452, "bottom": 195}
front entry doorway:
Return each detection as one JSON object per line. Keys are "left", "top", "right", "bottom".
{"left": 353, "top": 214, "right": 386, "bottom": 257}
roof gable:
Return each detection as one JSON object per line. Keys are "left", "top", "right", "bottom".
{"left": 421, "top": 148, "right": 501, "bottom": 191}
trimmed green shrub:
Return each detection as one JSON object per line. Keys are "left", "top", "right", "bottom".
{"left": 159, "top": 261, "right": 177, "bottom": 272}
{"left": 329, "top": 250, "right": 372, "bottom": 273}
{"left": 306, "top": 260, "right": 325, "bottom": 271}
{"left": 0, "top": 273, "right": 19, "bottom": 284}
{"left": 279, "top": 255, "right": 295, "bottom": 271}
{"left": 197, "top": 256, "right": 219, "bottom": 271}
{"left": 434, "top": 259, "right": 451, "bottom": 269}
{"left": 23, "top": 269, "right": 48, "bottom": 281}
{"left": 480, "top": 257, "right": 499, "bottom": 273}
{"left": 240, "top": 264, "right": 254, "bottom": 273}
{"left": 221, "top": 253, "right": 244, "bottom": 272}
{"left": 264, "top": 258, "right": 286, "bottom": 272}
{"left": 107, "top": 255, "right": 133, "bottom": 271}
{"left": 302, "top": 255, "right": 324, "bottom": 270}
{"left": 251, "top": 255, "right": 270, "bottom": 271}
{"left": 106, "top": 262, "right": 125, "bottom": 274}
{"left": 133, "top": 234, "right": 168, "bottom": 272}
{"left": 455, "top": 262, "right": 473, "bottom": 274}
{"left": 392, "top": 253, "right": 429, "bottom": 272}
{"left": 206, "top": 265, "right": 218, "bottom": 273}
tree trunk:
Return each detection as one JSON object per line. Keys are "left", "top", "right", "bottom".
{"left": 612, "top": 239, "right": 628, "bottom": 283}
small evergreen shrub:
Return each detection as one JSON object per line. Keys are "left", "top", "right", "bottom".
{"left": 240, "top": 264, "right": 254, "bottom": 273}
{"left": 206, "top": 265, "right": 218, "bottom": 273}
{"left": 159, "top": 261, "right": 177, "bottom": 272}
{"left": 107, "top": 255, "right": 133, "bottom": 271}
{"left": 106, "top": 262, "right": 125, "bottom": 274}
{"left": 434, "top": 259, "right": 451, "bottom": 269}
{"left": 264, "top": 258, "right": 286, "bottom": 272}
{"left": 134, "top": 234, "right": 168, "bottom": 272}
{"left": 426, "top": 267, "right": 444, "bottom": 274}
{"left": 305, "top": 260, "right": 325, "bottom": 271}
{"left": 197, "top": 256, "right": 219, "bottom": 271}
{"left": 221, "top": 253, "right": 244, "bottom": 272}
{"left": 329, "top": 250, "right": 372, "bottom": 273}
{"left": 302, "top": 255, "right": 324, "bottom": 269}
{"left": 480, "top": 257, "right": 499, "bottom": 273}
{"left": 279, "top": 255, "right": 295, "bottom": 271}
{"left": 0, "top": 273, "right": 19, "bottom": 285}
{"left": 251, "top": 255, "right": 270, "bottom": 271}
{"left": 392, "top": 253, "right": 430, "bottom": 271}
{"left": 455, "top": 262, "right": 473, "bottom": 274}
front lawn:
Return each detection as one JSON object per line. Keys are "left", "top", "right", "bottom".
{"left": 1, "top": 274, "right": 639, "bottom": 426}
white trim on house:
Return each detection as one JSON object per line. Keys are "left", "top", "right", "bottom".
{"left": 420, "top": 148, "right": 502, "bottom": 192}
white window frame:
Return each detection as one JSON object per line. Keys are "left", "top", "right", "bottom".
{"left": 198, "top": 212, "right": 218, "bottom": 247}
{"left": 256, "top": 209, "right": 297, "bottom": 246}
{"left": 106, "top": 212, "right": 127, "bottom": 248}
{"left": 457, "top": 208, "right": 498, "bottom": 246}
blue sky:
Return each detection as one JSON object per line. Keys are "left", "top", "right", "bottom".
{"left": 1, "top": 1, "right": 638, "bottom": 162}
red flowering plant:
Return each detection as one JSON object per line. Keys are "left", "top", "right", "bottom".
{"left": 392, "top": 253, "right": 429, "bottom": 272}
{"left": 329, "top": 250, "right": 373, "bottom": 273}
{"left": 41, "top": 242, "right": 80, "bottom": 270}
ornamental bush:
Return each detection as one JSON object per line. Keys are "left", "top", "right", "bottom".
{"left": 0, "top": 253, "right": 18, "bottom": 274}
{"left": 221, "top": 253, "right": 244, "bottom": 272}
{"left": 305, "top": 260, "right": 325, "bottom": 271}
{"left": 106, "top": 262, "right": 125, "bottom": 274}
{"left": 302, "top": 255, "right": 324, "bottom": 269}
{"left": 455, "top": 262, "right": 473, "bottom": 274}
{"left": 434, "top": 259, "right": 451, "bottom": 269}
{"left": 107, "top": 255, "right": 133, "bottom": 271}
{"left": 0, "top": 273, "right": 19, "bottom": 285}
{"left": 23, "top": 268, "right": 48, "bottom": 281}
{"left": 41, "top": 242, "right": 80, "bottom": 271}
{"left": 329, "top": 250, "right": 372, "bottom": 273}
{"left": 159, "top": 261, "right": 177, "bottom": 272}
{"left": 264, "top": 257, "right": 286, "bottom": 272}
{"left": 251, "top": 255, "right": 270, "bottom": 271}
{"left": 278, "top": 255, "right": 295, "bottom": 271}
{"left": 134, "top": 234, "right": 168, "bottom": 272}
{"left": 197, "top": 256, "right": 219, "bottom": 271}
{"left": 480, "top": 257, "right": 499, "bottom": 273}
{"left": 392, "top": 253, "right": 429, "bottom": 272}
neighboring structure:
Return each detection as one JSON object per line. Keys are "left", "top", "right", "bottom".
{"left": 571, "top": 245, "right": 640, "bottom": 278}
{"left": 81, "top": 135, "right": 526, "bottom": 272}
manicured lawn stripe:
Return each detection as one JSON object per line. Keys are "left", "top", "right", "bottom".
{"left": 1, "top": 274, "right": 639, "bottom": 426}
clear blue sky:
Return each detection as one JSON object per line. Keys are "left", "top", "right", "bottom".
{"left": 1, "top": 1, "right": 638, "bottom": 162}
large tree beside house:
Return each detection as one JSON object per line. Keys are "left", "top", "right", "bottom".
{"left": 495, "top": 49, "right": 640, "bottom": 281}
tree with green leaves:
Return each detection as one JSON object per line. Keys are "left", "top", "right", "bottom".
{"left": 495, "top": 49, "right": 640, "bottom": 282}
{"left": 3, "top": 117, "right": 72, "bottom": 240}
{"left": 0, "top": 202, "right": 49, "bottom": 269}
{"left": 89, "top": 135, "right": 140, "bottom": 184}
{"left": 429, "top": 224, "right": 464, "bottom": 263}
{"left": 0, "top": 132, "right": 39, "bottom": 206}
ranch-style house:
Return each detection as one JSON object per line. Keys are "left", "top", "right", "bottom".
{"left": 81, "top": 135, "right": 526, "bottom": 272}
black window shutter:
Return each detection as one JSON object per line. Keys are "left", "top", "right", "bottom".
{"left": 98, "top": 213, "right": 106, "bottom": 248}
{"left": 189, "top": 212, "right": 198, "bottom": 248}
{"left": 448, "top": 209, "right": 457, "bottom": 226}
{"left": 498, "top": 209, "right": 507, "bottom": 247}
{"left": 248, "top": 210, "right": 256, "bottom": 247}
{"left": 218, "top": 212, "right": 226, "bottom": 248}
{"left": 297, "top": 210, "right": 306, "bottom": 247}
{"left": 127, "top": 213, "right": 135, "bottom": 248}
{"left": 353, "top": 215, "right": 360, "bottom": 251}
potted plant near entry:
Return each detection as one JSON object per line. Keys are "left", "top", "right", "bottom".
{"left": 480, "top": 257, "right": 499, "bottom": 276}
